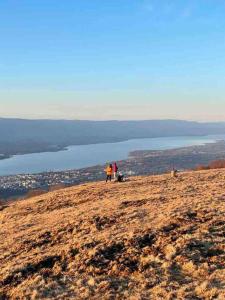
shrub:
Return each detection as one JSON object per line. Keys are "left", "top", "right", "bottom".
{"left": 49, "top": 184, "right": 66, "bottom": 192}
{"left": 209, "top": 159, "right": 225, "bottom": 169}
{"left": 25, "top": 189, "right": 47, "bottom": 199}
{"left": 194, "top": 164, "right": 210, "bottom": 171}
{"left": 194, "top": 159, "right": 225, "bottom": 171}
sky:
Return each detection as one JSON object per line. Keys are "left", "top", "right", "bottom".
{"left": 1, "top": 0, "right": 225, "bottom": 121}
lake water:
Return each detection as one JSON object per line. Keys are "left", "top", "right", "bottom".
{"left": 0, "top": 135, "right": 223, "bottom": 176}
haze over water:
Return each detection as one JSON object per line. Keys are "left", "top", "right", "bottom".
{"left": 0, "top": 135, "right": 221, "bottom": 176}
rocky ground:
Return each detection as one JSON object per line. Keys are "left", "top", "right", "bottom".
{"left": 0, "top": 169, "right": 225, "bottom": 299}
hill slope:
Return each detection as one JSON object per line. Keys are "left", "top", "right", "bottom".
{"left": 0, "top": 170, "right": 225, "bottom": 299}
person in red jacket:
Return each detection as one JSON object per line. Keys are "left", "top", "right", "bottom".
{"left": 113, "top": 162, "right": 118, "bottom": 180}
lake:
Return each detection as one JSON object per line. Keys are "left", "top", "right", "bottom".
{"left": 0, "top": 135, "right": 223, "bottom": 176}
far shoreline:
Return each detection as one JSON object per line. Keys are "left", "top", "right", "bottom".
{"left": 0, "top": 134, "right": 219, "bottom": 162}
{"left": 0, "top": 137, "right": 223, "bottom": 178}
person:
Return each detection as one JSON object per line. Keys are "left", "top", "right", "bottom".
{"left": 105, "top": 164, "right": 113, "bottom": 182}
{"left": 117, "top": 172, "right": 124, "bottom": 182}
{"left": 113, "top": 162, "right": 118, "bottom": 180}
{"left": 171, "top": 168, "right": 178, "bottom": 178}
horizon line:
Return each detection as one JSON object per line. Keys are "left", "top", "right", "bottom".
{"left": 0, "top": 117, "right": 225, "bottom": 123}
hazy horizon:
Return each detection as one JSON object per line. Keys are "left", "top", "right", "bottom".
{"left": 1, "top": 102, "right": 225, "bottom": 122}
{"left": 1, "top": 0, "right": 225, "bottom": 121}
{"left": 0, "top": 116, "right": 225, "bottom": 123}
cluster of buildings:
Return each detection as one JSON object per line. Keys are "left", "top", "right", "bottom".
{"left": 0, "top": 168, "right": 104, "bottom": 199}
{"left": 0, "top": 145, "right": 149, "bottom": 200}
{"left": 0, "top": 161, "right": 137, "bottom": 199}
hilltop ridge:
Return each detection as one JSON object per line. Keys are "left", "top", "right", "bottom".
{"left": 0, "top": 170, "right": 225, "bottom": 299}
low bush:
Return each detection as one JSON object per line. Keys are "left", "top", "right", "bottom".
{"left": 195, "top": 164, "right": 210, "bottom": 171}
{"left": 48, "top": 184, "right": 66, "bottom": 192}
{"left": 209, "top": 159, "right": 225, "bottom": 169}
{"left": 194, "top": 159, "right": 225, "bottom": 171}
{"left": 25, "top": 189, "right": 47, "bottom": 199}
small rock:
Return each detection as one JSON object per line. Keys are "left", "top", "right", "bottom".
{"left": 87, "top": 277, "right": 95, "bottom": 286}
{"left": 165, "top": 244, "right": 177, "bottom": 260}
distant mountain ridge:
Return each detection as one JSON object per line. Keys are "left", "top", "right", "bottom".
{"left": 0, "top": 118, "right": 225, "bottom": 156}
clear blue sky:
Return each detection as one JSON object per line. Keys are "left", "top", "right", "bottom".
{"left": 1, "top": 0, "right": 225, "bottom": 120}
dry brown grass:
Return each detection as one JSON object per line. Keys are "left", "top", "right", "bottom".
{"left": 0, "top": 169, "right": 225, "bottom": 299}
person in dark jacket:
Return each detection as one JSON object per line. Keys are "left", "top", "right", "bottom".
{"left": 117, "top": 172, "right": 124, "bottom": 182}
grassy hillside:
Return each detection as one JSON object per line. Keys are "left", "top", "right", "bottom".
{"left": 0, "top": 170, "right": 225, "bottom": 299}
